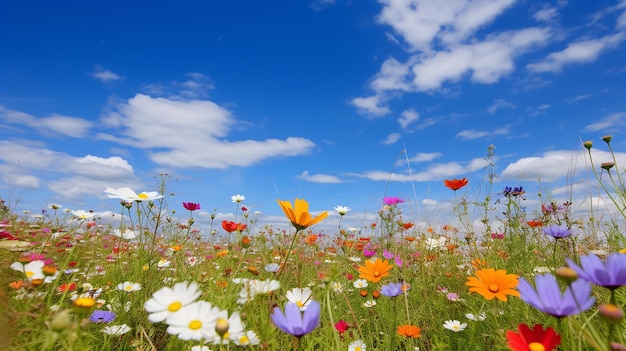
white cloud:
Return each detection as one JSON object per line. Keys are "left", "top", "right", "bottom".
{"left": 0, "top": 140, "right": 139, "bottom": 200}
{"left": 0, "top": 106, "right": 91, "bottom": 138}
{"left": 533, "top": 6, "right": 559, "bottom": 22}
{"left": 142, "top": 73, "right": 214, "bottom": 100}
{"left": 456, "top": 126, "right": 509, "bottom": 140}
{"left": 370, "top": 57, "right": 413, "bottom": 93}
{"left": 381, "top": 132, "right": 401, "bottom": 145}
{"left": 409, "top": 152, "right": 442, "bottom": 162}
{"left": 377, "top": 0, "right": 516, "bottom": 52}
{"left": 297, "top": 170, "right": 342, "bottom": 183}
{"left": 412, "top": 28, "right": 550, "bottom": 91}
{"left": 527, "top": 33, "right": 626, "bottom": 73}
{"left": 99, "top": 94, "right": 315, "bottom": 168}
{"left": 398, "top": 109, "right": 419, "bottom": 128}
{"left": 564, "top": 94, "right": 590, "bottom": 103}
{"left": 584, "top": 112, "right": 626, "bottom": 132}
{"left": 487, "top": 99, "right": 515, "bottom": 114}
{"left": 351, "top": 95, "right": 391, "bottom": 117}
{"left": 352, "top": 157, "right": 487, "bottom": 182}
{"left": 92, "top": 65, "right": 124, "bottom": 82}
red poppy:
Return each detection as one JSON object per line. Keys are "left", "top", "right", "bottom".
{"left": 444, "top": 178, "right": 468, "bottom": 191}
{"left": 506, "top": 324, "right": 561, "bottom": 351}
{"left": 221, "top": 220, "right": 247, "bottom": 233}
{"left": 402, "top": 222, "right": 414, "bottom": 230}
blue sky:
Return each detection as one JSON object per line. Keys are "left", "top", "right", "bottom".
{"left": 1, "top": 0, "right": 626, "bottom": 234}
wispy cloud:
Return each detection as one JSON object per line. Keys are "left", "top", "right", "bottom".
{"left": 527, "top": 33, "right": 626, "bottom": 73}
{"left": 456, "top": 126, "right": 510, "bottom": 140}
{"left": 487, "top": 99, "right": 515, "bottom": 114}
{"left": 297, "top": 170, "right": 342, "bottom": 183}
{"left": 398, "top": 109, "right": 419, "bottom": 128}
{"left": 0, "top": 105, "right": 91, "bottom": 138}
{"left": 584, "top": 112, "right": 626, "bottom": 132}
{"left": 381, "top": 132, "right": 401, "bottom": 145}
{"left": 92, "top": 65, "right": 125, "bottom": 82}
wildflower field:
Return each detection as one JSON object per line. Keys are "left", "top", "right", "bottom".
{"left": 2, "top": 138, "right": 626, "bottom": 351}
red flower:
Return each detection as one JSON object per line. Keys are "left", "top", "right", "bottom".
{"left": 526, "top": 220, "right": 543, "bottom": 228}
{"left": 334, "top": 320, "right": 349, "bottom": 335}
{"left": 402, "top": 222, "right": 414, "bottom": 230}
{"left": 506, "top": 324, "right": 561, "bottom": 351}
{"left": 444, "top": 178, "right": 468, "bottom": 191}
{"left": 0, "top": 230, "right": 18, "bottom": 240}
{"left": 221, "top": 220, "right": 247, "bottom": 233}
{"left": 182, "top": 202, "right": 201, "bottom": 211}
{"left": 58, "top": 282, "right": 77, "bottom": 293}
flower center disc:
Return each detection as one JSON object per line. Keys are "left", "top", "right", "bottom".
{"left": 488, "top": 284, "right": 499, "bottom": 292}
{"left": 528, "top": 342, "right": 545, "bottom": 351}
{"left": 188, "top": 320, "right": 202, "bottom": 330}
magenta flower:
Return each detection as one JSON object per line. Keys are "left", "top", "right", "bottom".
{"left": 271, "top": 300, "right": 320, "bottom": 337}
{"left": 362, "top": 247, "right": 376, "bottom": 257}
{"left": 566, "top": 253, "right": 626, "bottom": 290}
{"left": 383, "top": 197, "right": 404, "bottom": 205}
{"left": 182, "top": 202, "right": 201, "bottom": 211}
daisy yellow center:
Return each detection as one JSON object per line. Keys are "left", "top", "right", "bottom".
{"left": 168, "top": 301, "right": 182, "bottom": 312}
{"left": 296, "top": 300, "right": 304, "bottom": 308}
{"left": 188, "top": 320, "right": 202, "bottom": 330}
{"left": 528, "top": 342, "right": 545, "bottom": 351}
{"left": 125, "top": 285, "right": 133, "bottom": 291}
{"left": 239, "top": 335, "right": 249, "bottom": 344}
{"left": 453, "top": 325, "right": 460, "bottom": 330}
{"left": 488, "top": 284, "right": 499, "bottom": 292}
{"left": 25, "top": 271, "right": 34, "bottom": 278}
{"left": 355, "top": 347, "right": 362, "bottom": 351}
{"left": 138, "top": 193, "right": 148, "bottom": 199}
{"left": 374, "top": 271, "right": 380, "bottom": 277}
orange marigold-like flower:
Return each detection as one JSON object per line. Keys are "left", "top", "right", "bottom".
{"left": 277, "top": 198, "right": 328, "bottom": 231}
{"left": 357, "top": 258, "right": 393, "bottom": 283}
{"left": 305, "top": 234, "right": 318, "bottom": 245}
{"left": 397, "top": 324, "right": 421, "bottom": 338}
{"left": 465, "top": 268, "right": 520, "bottom": 301}
{"left": 471, "top": 258, "right": 489, "bottom": 269}
{"left": 444, "top": 178, "right": 468, "bottom": 191}
{"left": 526, "top": 220, "right": 543, "bottom": 228}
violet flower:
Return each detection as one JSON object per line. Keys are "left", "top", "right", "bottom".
{"left": 517, "top": 273, "right": 595, "bottom": 318}
{"left": 271, "top": 300, "right": 320, "bottom": 337}
{"left": 542, "top": 224, "right": 572, "bottom": 239}
{"left": 380, "top": 282, "right": 404, "bottom": 297}
{"left": 566, "top": 253, "right": 626, "bottom": 290}
{"left": 89, "top": 310, "right": 116, "bottom": 323}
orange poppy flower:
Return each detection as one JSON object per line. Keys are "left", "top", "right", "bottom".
{"left": 357, "top": 258, "right": 393, "bottom": 283}
{"left": 444, "top": 178, "right": 468, "bottom": 191}
{"left": 405, "top": 236, "right": 416, "bottom": 242}
{"left": 397, "top": 324, "right": 421, "bottom": 338}
{"left": 526, "top": 220, "right": 543, "bottom": 228}
{"left": 471, "top": 258, "right": 489, "bottom": 269}
{"left": 465, "top": 268, "right": 520, "bottom": 301}
{"left": 9, "top": 280, "right": 23, "bottom": 289}
{"left": 305, "top": 234, "right": 318, "bottom": 245}
{"left": 277, "top": 198, "right": 328, "bottom": 231}
{"left": 222, "top": 220, "right": 246, "bottom": 233}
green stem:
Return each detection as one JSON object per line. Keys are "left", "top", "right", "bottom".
{"left": 276, "top": 229, "right": 301, "bottom": 280}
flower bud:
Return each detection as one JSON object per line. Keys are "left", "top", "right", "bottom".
{"left": 583, "top": 140, "right": 593, "bottom": 150}
{"left": 72, "top": 297, "right": 96, "bottom": 315}
{"left": 42, "top": 265, "right": 57, "bottom": 277}
{"left": 602, "top": 135, "right": 613, "bottom": 143}
{"left": 555, "top": 267, "right": 578, "bottom": 285}
{"left": 599, "top": 303, "right": 624, "bottom": 325}
{"left": 602, "top": 162, "right": 615, "bottom": 170}
{"left": 49, "top": 309, "right": 73, "bottom": 332}
{"left": 215, "top": 318, "right": 229, "bottom": 338}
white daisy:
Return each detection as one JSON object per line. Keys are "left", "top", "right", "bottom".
{"left": 231, "top": 194, "right": 245, "bottom": 203}
{"left": 144, "top": 281, "right": 202, "bottom": 323}
{"left": 353, "top": 279, "right": 368, "bottom": 289}
{"left": 166, "top": 301, "right": 222, "bottom": 341}
{"left": 285, "top": 287, "right": 313, "bottom": 311}
{"left": 363, "top": 300, "right": 376, "bottom": 308}
{"left": 264, "top": 263, "right": 280, "bottom": 272}
{"left": 71, "top": 210, "right": 95, "bottom": 220}
{"left": 334, "top": 206, "right": 351, "bottom": 215}
{"left": 442, "top": 320, "right": 467, "bottom": 332}
{"left": 348, "top": 339, "right": 367, "bottom": 351}
{"left": 117, "top": 281, "right": 142, "bottom": 292}
{"left": 104, "top": 187, "right": 163, "bottom": 202}
{"left": 211, "top": 310, "right": 245, "bottom": 344}
{"left": 465, "top": 312, "right": 486, "bottom": 321}
{"left": 102, "top": 324, "right": 131, "bottom": 335}
{"left": 233, "top": 330, "right": 260, "bottom": 346}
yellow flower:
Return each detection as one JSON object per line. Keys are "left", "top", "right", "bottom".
{"left": 277, "top": 199, "right": 328, "bottom": 231}
{"left": 465, "top": 268, "right": 520, "bottom": 301}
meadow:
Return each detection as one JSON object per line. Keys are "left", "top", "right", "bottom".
{"left": 2, "top": 138, "right": 626, "bottom": 351}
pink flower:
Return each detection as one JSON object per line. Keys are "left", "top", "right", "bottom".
{"left": 491, "top": 233, "right": 504, "bottom": 239}
{"left": 182, "top": 202, "right": 201, "bottom": 211}
{"left": 383, "top": 197, "right": 405, "bottom": 205}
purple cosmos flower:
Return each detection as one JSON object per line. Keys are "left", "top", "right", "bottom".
{"left": 542, "top": 224, "right": 572, "bottom": 239}
{"left": 362, "top": 247, "right": 376, "bottom": 257}
{"left": 380, "top": 282, "right": 404, "bottom": 297}
{"left": 383, "top": 249, "right": 394, "bottom": 260}
{"left": 517, "top": 273, "right": 595, "bottom": 318}
{"left": 566, "top": 253, "right": 626, "bottom": 290}
{"left": 89, "top": 310, "right": 116, "bottom": 323}
{"left": 383, "top": 197, "right": 404, "bottom": 206}
{"left": 182, "top": 202, "right": 201, "bottom": 211}
{"left": 271, "top": 300, "right": 320, "bottom": 337}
